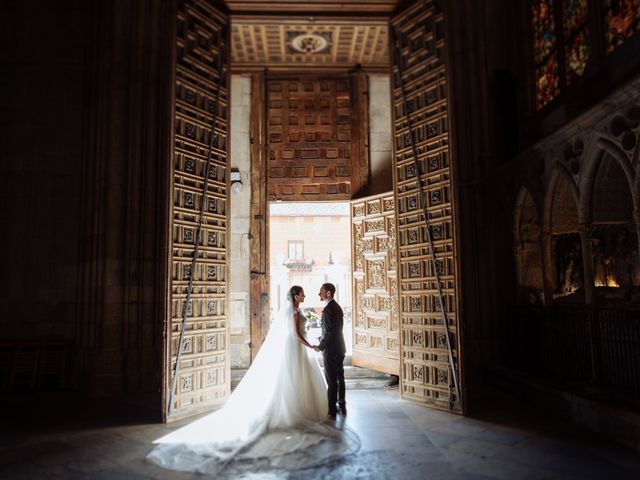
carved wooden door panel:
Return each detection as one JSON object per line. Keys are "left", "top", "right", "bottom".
{"left": 266, "top": 74, "right": 368, "bottom": 201}
{"left": 165, "top": 0, "right": 230, "bottom": 420}
{"left": 351, "top": 193, "right": 399, "bottom": 375}
{"left": 392, "top": 0, "right": 464, "bottom": 413}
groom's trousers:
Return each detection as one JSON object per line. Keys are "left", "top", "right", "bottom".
{"left": 323, "top": 353, "right": 345, "bottom": 414}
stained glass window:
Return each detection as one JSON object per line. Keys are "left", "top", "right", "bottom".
{"left": 531, "top": 0, "right": 640, "bottom": 111}
{"left": 532, "top": 0, "right": 559, "bottom": 107}
{"left": 536, "top": 57, "right": 561, "bottom": 109}
{"left": 563, "top": 0, "right": 591, "bottom": 85}
{"left": 602, "top": 0, "right": 640, "bottom": 53}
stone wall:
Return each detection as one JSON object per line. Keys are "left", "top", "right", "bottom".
{"left": 229, "top": 75, "right": 252, "bottom": 368}
{"left": 0, "top": 0, "right": 86, "bottom": 344}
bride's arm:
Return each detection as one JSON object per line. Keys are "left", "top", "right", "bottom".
{"left": 293, "top": 310, "right": 313, "bottom": 348}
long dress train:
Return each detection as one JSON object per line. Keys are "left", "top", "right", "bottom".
{"left": 146, "top": 300, "right": 360, "bottom": 475}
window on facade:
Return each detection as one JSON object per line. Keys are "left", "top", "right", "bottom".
{"left": 603, "top": 0, "right": 640, "bottom": 53}
{"left": 532, "top": 0, "right": 560, "bottom": 109}
{"left": 288, "top": 241, "right": 304, "bottom": 260}
{"left": 563, "top": 0, "right": 591, "bottom": 86}
{"left": 531, "top": 0, "right": 640, "bottom": 110}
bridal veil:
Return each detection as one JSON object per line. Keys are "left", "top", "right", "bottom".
{"left": 146, "top": 295, "right": 360, "bottom": 476}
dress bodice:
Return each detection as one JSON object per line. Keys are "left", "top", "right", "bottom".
{"left": 295, "top": 307, "right": 306, "bottom": 330}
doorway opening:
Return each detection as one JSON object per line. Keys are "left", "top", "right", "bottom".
{"left": 268, "top": 202, "right": 353, "bottom": 355}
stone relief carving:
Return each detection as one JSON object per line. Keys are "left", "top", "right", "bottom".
{"left": 206, "top": 369, "right": 217, "bottom": 386}
{"left": 367, "top": 316, "right": 387, "bottom": 329}
{"left": 409, "top": 262, "right": 421, "bottom": 278}
{"left": 377, "top": 235, "right": 390, "bottom": 253}
{"left": 366, "top": 218, "right": 385, "bottom": 234}
{"left": 367, "top": 200, "right": 381, "bottom": 214}
{"left": 206, "top": 334, "right": 217, "bottom": 351}
{"left": 354, "top": 223, "right": 364, "bottom": 269}
{"left": 352, "top": 194, "right": 399, "bottom": 364}
{"left": 410, "top": 296, "right": 421, "bottom": 312}
{"left": 362, "top": 296, "right": 375, "bottom": 310}
{"left": 367, "top": 260, "right": 386, "bottom": 289}
{"left": 362, "top": 238, "right": 374, "bottom": 252}
{"left": 390, "top": 282, "right": 399, "bottom": 330}
{"left": 380, "top": 295, "right": 392, "bottom": 312}
{"left": 388, "top": 224, "right": 397, "bottom": 269}
{"left": 181, "top": 375, "right": 192, "bottom": 392}
{"left": 183, "top": 336, "right": 193, "bottom": 353}
{"left": 207, "top": 299, "right": 217, "bottom": 315}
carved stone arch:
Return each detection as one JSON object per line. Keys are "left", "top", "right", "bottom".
{"left": 579, "top": 138, "right": 638, "bottom": 219}
{"left": 514, "top": 180, "right": 544, "bottom": 237}
{"left": 580, "top": 142, "right": 638, "bottom": 292}
{"left": 590, "top": 150, "right": 635, "bottom": 225}
{"left": 543, "top": 163, "right": 583, "bottom": 304}
{"left": 513, "top": 184, "right": 544, "bottom": 305}
{"left": 543, "top": 162, "right": 582, "bottom": 230}
{"left": 577, "top": 146, "right": 606, "bottom": 225}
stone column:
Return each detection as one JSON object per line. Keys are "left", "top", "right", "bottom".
{"left": 229, "top": 75, "right": 252, "bottom": 368}
{"left": 512, "top": 242, "right": 525, "bottom": 302}
{"left": 539, "top": 223, "right": 557, "bottom": 307}
{"left": 634, "top": 208, "right": 640, "bottom": 286}
{"left": 579, "top": 223, "right": 595, "bottom": 304}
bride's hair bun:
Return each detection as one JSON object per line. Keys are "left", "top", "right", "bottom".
{"left": 288, "top": 285, "right": 302, "bottom": 302}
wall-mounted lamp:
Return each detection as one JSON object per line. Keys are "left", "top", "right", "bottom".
{"left": 230, "top": 168, "right": 243, "bottom": 194}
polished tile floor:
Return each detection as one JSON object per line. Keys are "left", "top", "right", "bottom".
{"left": 1, "top": 388, "right": 639, "bottom": 479}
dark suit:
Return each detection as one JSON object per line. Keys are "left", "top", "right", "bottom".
{"left": 318, "top": 298, "right": 346, "bottom": 415}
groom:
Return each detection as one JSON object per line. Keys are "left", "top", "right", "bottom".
{"left": 315, "top": 282, "right": 346, "bottom": 419}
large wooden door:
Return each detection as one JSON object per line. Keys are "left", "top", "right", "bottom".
{"left": 351, "top": 192, "right": 399, "bottom": 375}
{"left": 165, "top": 0, "right": 230, "bottom": 420}
{"left": 391, "top": 0, "right": 464, "bottom": 413}
{"left": 265, "top": 74, "right": 368, "bottom": 201}
{"left": 249, "top": 72, "right": 369, "bottom": 356}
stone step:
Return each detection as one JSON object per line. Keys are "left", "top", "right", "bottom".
{"left": 343, "top": 365, "right": 389, "bottom": 378}
{"left": 231, "top": 363, "right": 396, "bottom": 390}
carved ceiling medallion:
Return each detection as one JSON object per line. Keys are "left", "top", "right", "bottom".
{"left": 287, "top": 32, "right": 332, "bottom": 54}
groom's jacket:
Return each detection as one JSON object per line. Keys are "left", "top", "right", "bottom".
{"left": 318, "top": 299, "right": 346, "bottom": 356}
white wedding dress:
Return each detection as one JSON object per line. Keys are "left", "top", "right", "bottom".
{"left": 147, "top": 300, "right": 360, "bottom": 476}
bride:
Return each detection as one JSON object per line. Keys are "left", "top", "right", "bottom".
{"left": 147, "top": 285, "right": 359, "bottom": 476}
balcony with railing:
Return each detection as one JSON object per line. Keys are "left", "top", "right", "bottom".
{"left": 283, "top": 258, "right": 314, "bottom": 271}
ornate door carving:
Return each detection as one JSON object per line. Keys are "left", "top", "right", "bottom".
{"left": 266, "top": 74, "right": 368, "bottom": 201}
{"left": 392, "top": 0, "right": 464, "bottom": 412}
{"left": 351, "top": 193, "right": 399, "bottom": 375}
{"left": 165, "top": 0, "right": 230, "bottom": 419}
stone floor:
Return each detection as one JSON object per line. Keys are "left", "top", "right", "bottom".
{"left": 1, "top": 387, "right": 639, "bottom": 479}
